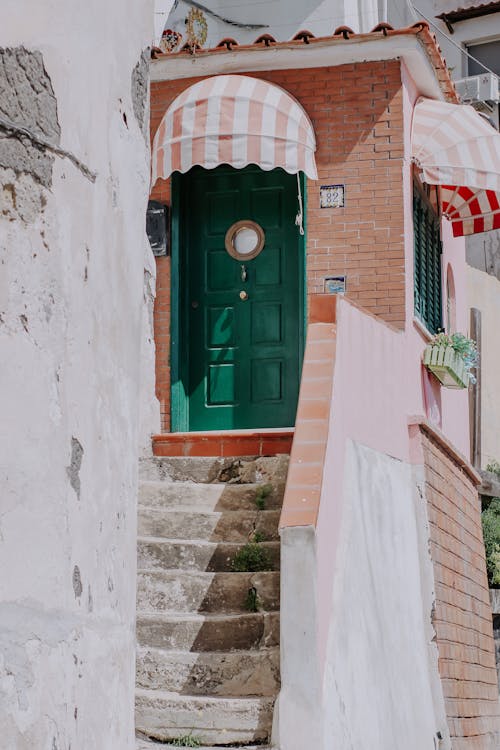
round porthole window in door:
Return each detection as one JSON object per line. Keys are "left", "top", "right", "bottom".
{"left": 225, "top": 220, "right": 265, "bottom": 261}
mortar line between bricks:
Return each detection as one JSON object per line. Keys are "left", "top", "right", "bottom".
{"left": 433, "top": 573, "right": 493, "bottom": 604}
{"left": 433, "top": 589, "right": 495, "bottom": 620}
{"left": 430, "top": 535, "right": 490, "bottom": 575}
{"left": 427, "top": 491, "right": 483, "bottom": 530}
{"left": 430, "top": 540, "right": 491, "bottom": 584}
{"left": 435, "top": 637, "right": 495, "bottom": 656}
{"left": 427, "top": 515, "right": 486, "bottom": 555}
{"left": 433, "top": 609, "right": 494, "bottom": 631}
{"left": 440, "top": 675, "right": 500, "bottom": 686}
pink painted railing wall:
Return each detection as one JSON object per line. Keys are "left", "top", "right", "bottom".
{"left": 279, "top": 297, "right": 337, "bottom": 530}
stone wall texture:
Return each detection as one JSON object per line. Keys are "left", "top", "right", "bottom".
{"left": 421, "top": 428, "right": 500, "bottom": 749}
{"left": 150, "top": 59, "right": 406, "bottom": 430}
{"left": 0, "top": 1, "right": 161, "bottom": 748}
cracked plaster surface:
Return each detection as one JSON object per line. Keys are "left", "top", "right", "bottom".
{"left": 0, "top": 47, "right": 60, "bottom": 188}
{"left": 0, "top": 3, "right": 160, "bottom": 748}
{"left": 131, "top": 49, "right": 150, "bottom": 136}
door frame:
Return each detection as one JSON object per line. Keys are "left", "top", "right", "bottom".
{"left": 169, "top": 168, "right": 307, "bottom": 433}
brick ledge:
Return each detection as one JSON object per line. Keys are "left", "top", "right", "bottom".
{"left": 407, "top": 415, "right": 481, "bottom": 486}
{"left": 153, "top": 428, "right": 294, "bottom": 457}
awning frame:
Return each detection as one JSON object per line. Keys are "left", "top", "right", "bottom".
{"left": 412, "top": 97, "right": 500, "bottom": 237}
{"left": 152, "top": 74, "right": 318, "bottom": 183}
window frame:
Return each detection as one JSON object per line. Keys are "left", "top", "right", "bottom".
{"left": 466, "top": 36, "right": 500, "bottom": 77}
{"left": 413, "top": 178, "right": 443, "bottom": 335}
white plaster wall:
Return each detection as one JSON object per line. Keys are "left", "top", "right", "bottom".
{"left": 321, "top": 440, "right": 449, "bottom": 750}
{"left": 275, "top": 526, "right": 321, "bottom": 750}
{"left": 139, "top": 238, "right": 162, "bottom": 456}
{"left": 0, "top": 1, "right": 168, "bottom": 747}
{"left": 468, "top": 266, "right": 500, "bottom": 467}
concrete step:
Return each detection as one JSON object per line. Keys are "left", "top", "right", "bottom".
{"left": 137, "top": 612, "right": 279, "bottom": 652}
{"left": 137, "top": 741, "right": 274, "bottom": 750}
{"left": 139, "top": 455, "right": 289, "bottom": 485}
{"left": 139, "top": 480, "right": 284, "bottom": 511}
{"left": 137, "top": 740, "right": 273, "bottom": 750}
{"left": 136, "top": 646, "right": 280, "bottom": 696}
{"left": 137, "top": 571, "right": 280, "bottom": 615}
{"left": 136, "top": 454, "right": 286, "bottom": 745}
{"left": 138, "top": 508, "right": 280, "bottom": 543}
{"left": 138, "top": 538, "right": 280, "bottom": 573}
{"left": 135, "top": 689, "right": 274, "bottom": 745}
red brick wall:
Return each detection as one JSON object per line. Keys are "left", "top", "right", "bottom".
{"left": 150, "top": 60, "right": 405, "bottom": 430}
{"left": 421, "top": 429, "right": 500, "bottom": 749}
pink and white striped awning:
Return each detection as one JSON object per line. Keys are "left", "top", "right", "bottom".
{"left": 152, "top": 75, "right": 318, "bottom": 182}
{"left": 412, "top": 98, "right": 500, "bottom": 236}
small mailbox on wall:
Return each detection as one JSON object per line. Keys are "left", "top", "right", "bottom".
{"left": 146, "top": 200, "right": 169, "bottom": 257}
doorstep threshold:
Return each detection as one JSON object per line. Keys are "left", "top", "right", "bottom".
{"left": 152, "top": 428, "right": 294, "bottom": 458}
{"left": 165, "top": 427, "right": 294, "bottom": 437}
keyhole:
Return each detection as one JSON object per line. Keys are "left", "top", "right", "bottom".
{"left": 241, "top": 264, "right": 247, "bottom": 282}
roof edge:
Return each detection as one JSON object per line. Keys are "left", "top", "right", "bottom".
{"left": 437, "top": 1, "right": 500, "bottom": 26}
{"left": 151, "top": 23, "right": 457, "bottom": 103}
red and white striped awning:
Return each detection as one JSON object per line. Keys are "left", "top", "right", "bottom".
{"left": 152, "top": 74, "right": 318, "bottom": 182}
{"left": 412, "top": 98, "right": 500, "bottom": 236}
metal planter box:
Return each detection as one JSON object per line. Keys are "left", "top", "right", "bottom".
{"left": 423, "top": 344, "right": 468, "bottom": 389}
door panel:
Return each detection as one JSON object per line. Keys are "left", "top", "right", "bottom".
{"left": 177, "top": 165, "right": 304, "bottom": 431}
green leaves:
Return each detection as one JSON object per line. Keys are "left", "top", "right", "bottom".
{"left": 171, "top": 732, "right": 202, "bottom": 747}
{"left": 231, "top": 540, "right": 271, "bottom": 572}
{"left": 430, "top": 332, "right": 479, "bottom": 384}
{"left": 482, "top": 497, "right": 500, "bottom": 587}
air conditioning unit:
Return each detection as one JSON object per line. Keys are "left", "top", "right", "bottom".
{"left": 455, "top": 73, "right": 500, "bottom": 104}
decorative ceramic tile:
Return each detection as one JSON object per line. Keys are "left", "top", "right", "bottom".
{"left": 324, "top": 276, "right": 346, "bottom": 294}
{"left": 186, "top": 7, "right": 208, "bottom": 47}
{"left": 320, "top": 184, "right": 345, "bottom": 209}
{"left": 160, "top": 29, "right": 182, "bottom": 54}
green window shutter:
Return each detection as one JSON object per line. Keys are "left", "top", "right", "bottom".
{"left": 413, "top": 185, "right": 442, "bottom": 334}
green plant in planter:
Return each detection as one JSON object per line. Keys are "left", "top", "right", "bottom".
{"left": 423, "top": 332, "right": 478, "bottom": 389}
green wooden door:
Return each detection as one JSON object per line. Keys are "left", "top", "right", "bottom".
{"left": 175, "top": 165, "right": 304, "bottom": 431}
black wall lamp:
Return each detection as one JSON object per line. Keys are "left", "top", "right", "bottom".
{"left": 146, "top": 200, "right": 170, "bottom": 257}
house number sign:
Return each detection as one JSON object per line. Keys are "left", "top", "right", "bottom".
{"left": 320, "top": 184, "right": 345, "bottom": 209}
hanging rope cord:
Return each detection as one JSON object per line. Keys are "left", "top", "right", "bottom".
{"left": 295, "top": 173, "right": 305, "bottom": 236}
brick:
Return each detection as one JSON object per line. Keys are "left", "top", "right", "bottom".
{"left": 152, "top": 61, "right": 407, "bottom": 429}
{"left": 418, "top": 429, "right": 500, "bottom": 745}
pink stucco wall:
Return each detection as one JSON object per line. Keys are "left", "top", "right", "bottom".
{"left": 314, "top": 64, "right": 471, "bottom": 666}
{"left": 401, "top": 61, "right": 469, "bottom": 456}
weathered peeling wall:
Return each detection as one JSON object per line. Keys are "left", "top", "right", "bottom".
{"left": 321, "top": 441, "right": 451, "bottom": 750}
{"left": 0, "top": 1, "right": 161, "bottom": 748}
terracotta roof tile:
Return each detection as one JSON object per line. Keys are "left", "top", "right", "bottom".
{"left": 254, "top": 33, "right": 277, "bottom": 46}
{"left": 333, "top": 25, "right": 355, "bottom": 39}
{"left": 216, "top": 38, "right": 238, "bottom": 50}
{"left": 371, "top": 22, "right": 394, "bottom": 35}
{"left": 152, "top": 21, "right": 458, "bottom": 103}
{"left": 292, "top": 30, "right": 315, "bottom": 43}
{"left": 437, "top": 0, "right": 500, "bottom": 19}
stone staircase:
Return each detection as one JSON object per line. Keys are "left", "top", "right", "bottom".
{"left": 136, "top": 454, "right": 289, "bottom": 749}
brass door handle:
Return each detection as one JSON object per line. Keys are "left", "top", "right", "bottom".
{"left": 239, "top": 291, "right": 249, "bottom": 301}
